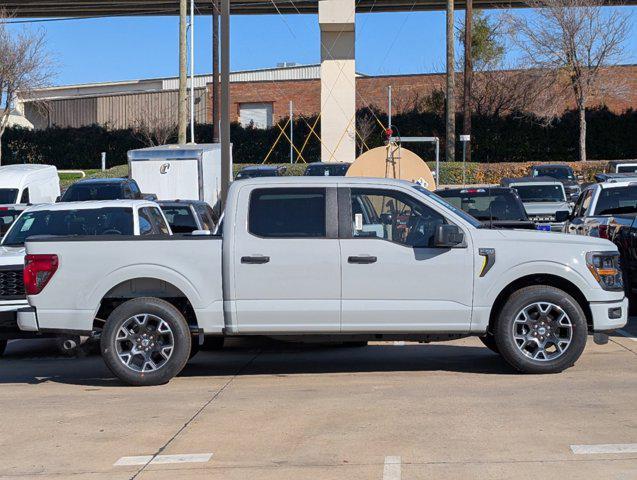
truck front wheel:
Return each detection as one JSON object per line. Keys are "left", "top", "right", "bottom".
{"left": 495, "top": 286, "right": 587, "bottom": 374}
{"left": 101, "top": 297, "right": 191, "bottom": 386}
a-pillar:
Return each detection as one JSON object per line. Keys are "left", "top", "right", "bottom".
{"left": 319, "top": 0, "right": 356, "bottom": 163}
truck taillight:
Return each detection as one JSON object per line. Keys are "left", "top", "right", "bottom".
{"left": 24, "top": 254, "right": 58, "bottom": 295}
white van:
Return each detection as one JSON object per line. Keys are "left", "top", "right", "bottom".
{"left": 0, "top": 164, "right": 60, "bottom": 206}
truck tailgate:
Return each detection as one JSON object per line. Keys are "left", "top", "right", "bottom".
{"left": 24, "top": 236, "right": 223, "bottom": 333}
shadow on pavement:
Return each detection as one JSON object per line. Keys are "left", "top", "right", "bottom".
{"left": 0, "top": 337, "right": 514, "bottom": 387}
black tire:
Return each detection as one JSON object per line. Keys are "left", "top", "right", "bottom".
{"left": 479, "top": 334, "right": 500, "bottom": 354}
{"left": 101, "top": 297, "right": 191, "bottom": 386}
{"left": 0, "top": 339, "right": 6, "bottom": 357}
{"left": 495, "top": 285, "right": 587, "bottom": 374}
{"left": 201, "top": 336, "right": 225, "bottom": 351}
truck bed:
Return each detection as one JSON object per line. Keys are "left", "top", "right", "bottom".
{"left": 25, "top": 235, "right": 224, "bottom": 334}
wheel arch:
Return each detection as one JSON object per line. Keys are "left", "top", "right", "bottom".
{"left": 487, "top": 274, "right": 593, "bottom": 334}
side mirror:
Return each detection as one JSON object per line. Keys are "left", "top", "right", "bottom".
{"left": 191, "top": 229, "right": 211, "bottom": 236}
{"left": 434, "top": 224, "right": 465, "bottom": 248}
{"left": 555, "top": 210, "right": 570, "bottom": 223}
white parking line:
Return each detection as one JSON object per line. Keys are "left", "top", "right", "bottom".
{"left": 617, "top": 330, "right": 637, "bottom": 342}
{"left": 383, "top": 456, "right": 401, "bottom": 480}
{"left": 114, "top": 453, "right": 213, "bottom": 466}
{"left": 570, "top": 444, "right": 637, "bottom": 455}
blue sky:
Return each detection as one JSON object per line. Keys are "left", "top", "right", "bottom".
{"left": 8, "top": 7, "right": 637, "bottom": 86}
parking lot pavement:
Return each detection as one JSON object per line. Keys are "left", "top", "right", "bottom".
{"left": 1, "top": 326, "right": 636, "bottom": 480}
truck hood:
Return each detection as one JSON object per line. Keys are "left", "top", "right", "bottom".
{"left": 475, "top": 228, "right": 615, "bottom": 250}
{"left": 0, "top": 245, "right": 26, "bottom": 266}
{"left": 524, "top": 202, "right": 571, "bottom": 215}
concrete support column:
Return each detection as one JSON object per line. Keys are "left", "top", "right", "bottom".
{"left": 319, "top": 0, "right": 356, "bottom": 163}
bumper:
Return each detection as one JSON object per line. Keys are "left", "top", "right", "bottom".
{"left": 0, "top": 306, "right": 47, "bottom": 339}
{"left": 589, "top": 297, "right": 628, "bottom": 331}
{"left": 17, "top": 307, "right": 39, "bottom": 332}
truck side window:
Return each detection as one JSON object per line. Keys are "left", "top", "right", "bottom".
{"left": 351, "top": 189, "right": 445, "bottom": 248}
{"left": 138, "top": 208, "right": 154, "bottom": 235}
{"left": 20, "top": 188, "right": 29, "bottom": 204}
{"left": 195, "top": 205, "right": 214, "bottom": 230}
{"left": 129, "top": 181, "right": 141, "bottom": 199}
{"left": 147, "top": 207, "right": 170, "bottom": 234}
{"left": 249, "top": 188, "right": 326, "bottom": 238}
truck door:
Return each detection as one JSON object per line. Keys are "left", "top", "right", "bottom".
{"left": 339, "top": 186, "right": 473, "bottom": 332}
{"left": 232, "top": 186, "right": 341, "bottom": 332}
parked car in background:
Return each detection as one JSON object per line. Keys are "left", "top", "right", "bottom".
{"left": 0, "top": 205, "right": 28, "bottom": 236}
{"left": 606, "top": 161, "right": 637, "bottom": 174}
{"left": 435, "top": 187, "right": 536, "bottom": 230}
{"left": 60, "top": 178, "right": 148, "bottom": 202}
{"left": 19, "top": 177, "right": 627, "bottom": 385}
{"left": 502, "top": 177, "right": 571, "bottom": 231}
{"left": 304, "top": 162, "right": 350, "bottom": 176}
{"left": 159, "top": 200, "right": 218, "bottom": 234}
{"left": 530, "top": 164, "right": 581, "bottom": 201}
{"left": 0, "top": 164, "right": 60, "bottom": 206}
{"left": 235, "top": 165, "right": 286, "bottom": 179}
{"left": 0, "top": 200, "right": 171, "bottom": 357}
{"left": 593, "top": 173, "right": 637, "bottom": 183}
{"left": 564, "top": 181, "right": 637, "bottom": 237}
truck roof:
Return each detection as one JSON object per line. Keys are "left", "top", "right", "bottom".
{"left": 0, "top": 164, "right": 58, "bottom": 188}
{"left": 230, "top": 176, "right": 417, "bottom": 188}
{"left": 71, "top": 177, "right": 129, "bottom": 185}
{"left": 23, "top": 199, "right": 159, "bottom": 213}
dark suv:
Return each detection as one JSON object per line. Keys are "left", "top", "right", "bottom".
{"left": 60, "top": 178, "right": 148, "bottom": 202}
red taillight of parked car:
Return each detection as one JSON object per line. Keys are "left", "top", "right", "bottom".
{"left": 24, "top": 254, "right": 58, "bottom": 295}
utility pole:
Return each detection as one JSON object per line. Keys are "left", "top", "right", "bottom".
{"left": 212, "top": 0, "right": 220, "bottom": 142}
{"left": 445, "top": 0, "right": 455, "bottom": 162}
{"left": 220, "top": 0, "right": 231, "bottom": 207}
{"left": 189, "top": 0, "right": 195, "bottom": 143}
{"left": 462, "top": 0, "right": 473, "bottom": 162}
{"left": 178, "top": 0, "right": 188, "bottom": 144}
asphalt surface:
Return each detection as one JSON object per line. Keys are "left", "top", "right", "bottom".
{"left": 1, "top": 322, "right": 636, "bottom": 480}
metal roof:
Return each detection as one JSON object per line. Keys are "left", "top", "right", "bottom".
{"left": 6, "top": 0, "right": 631, "bottom": 17}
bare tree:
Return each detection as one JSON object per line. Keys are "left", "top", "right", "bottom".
{"left": 356, "top": 111, "right": 376, "bottom": 156}
{"left": 132, "top": 108, "right": 178, "bottom": 147}
{"left": 0, "top": 10, "right": 52, "bottom": 164}
{"left": 505, "top": 0, "right": 630, "bottom": 161}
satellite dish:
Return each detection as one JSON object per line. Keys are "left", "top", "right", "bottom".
{"left": 346, "top": 146, "right": 436, "bottom": 190}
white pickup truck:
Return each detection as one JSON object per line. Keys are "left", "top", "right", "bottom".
{"left": 19, "top": 178, "right": 627, "bottom": 385}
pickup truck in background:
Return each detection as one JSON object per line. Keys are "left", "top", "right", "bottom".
{"left": 436, "top": 187, "right": 536, "bottom": 230}
{"left": 529, "top": 164, "right": 581, "bottom": 201}
{"left": 19, "top": 177, "right": 627, "bottom": 385}
{"left": 502, "top": 177, "right": 571, "bottom": 231}
{"left": 60, "top": 178, "right": 154, "bottom": 202}
{"left": 0, "top": 200, "right": 171, "bottom": 356}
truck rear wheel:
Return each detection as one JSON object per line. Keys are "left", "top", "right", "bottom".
{"left": 495, "top": 286, "right": 587, "bottom": 374}
{"left": 101, "top": 297, "right": 191, "bottom": 386}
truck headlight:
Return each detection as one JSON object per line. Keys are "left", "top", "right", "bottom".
{"left": 586, "top": 251, "right": 623, "bottom": 291}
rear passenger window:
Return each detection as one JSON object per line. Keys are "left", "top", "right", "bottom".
{"left": 249, "top": 188, "right": 326, "bottom": 238}
{"left": 138, "top": 208, "right": 154, "bottom": 235}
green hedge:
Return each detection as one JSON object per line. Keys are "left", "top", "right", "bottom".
{"left": 2, "top": 106, "right": 635, "bottom": 168}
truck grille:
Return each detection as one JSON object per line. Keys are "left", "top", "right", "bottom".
{"left": 0, "top": 268, "right": 25, "bottom": 300}
{"left": 529, "top": 215, "right": 557, "bottom": 222}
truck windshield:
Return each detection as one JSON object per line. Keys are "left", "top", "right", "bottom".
{"left": 533, "top": 167, "right": 574, "bottom": 180}
{"left": 412, "top": 185, "right": 482, "bottom": 228}
{"left": 60, "top": 184, "right": 122, "bottom": 201}
{"left": 2, "top": 207, "right": 134, "bottom": 246}
{"left": 436, "top": 190, "right": 528, "bottom": 221}
{"left": 0, "top": 208, "right": 24, "bottom": 235}
{"left": 513, "top": 184, "right": 565, "bottom": 203}
{"left": 0, "top": 188, "right": 19, "bottom": 204}
{"left": 595, "top": 186, "right": 637, "bottom": 215}
{"left": 617, "top": 164, "right": 637, "bottom": 173}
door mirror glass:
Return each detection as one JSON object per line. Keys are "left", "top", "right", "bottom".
{"left": 434, "top": 224, "right": 465, "bottom": 248}
{"left": 555, "top": 210, "right": 570, "bottom": 223}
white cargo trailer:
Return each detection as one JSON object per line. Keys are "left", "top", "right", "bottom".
{"left": 128, "top": 144, "right": 231, "bottom": 208}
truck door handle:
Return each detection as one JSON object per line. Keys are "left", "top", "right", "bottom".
{"left": 241, "top": 255, "right": 270, "bottom": 264}
{"left": 348, "top": 255, "right": 377, "bottom": 264}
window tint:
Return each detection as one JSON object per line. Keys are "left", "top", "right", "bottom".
{"left": 20, "top": 189, "right": 30, "bottom": 204}
{"left": 513, "top": 184, "right": 565, "bottom": 203}
{"left": 0, "top": 209, "right": 23, "bottom": 235}
{"left": 129, "top": 181, "right": 141, "bottom": 197}
{"left": 249, "top": 188, "right": 326, "bottom": 238}
{"left": 138, "top": 208, "right": 154, "bottom": 235}
{"left": 2, "top": 208, "right": 134, "bottom": 246}
{"left": 195, "top": 205, "right": 214, "bottom": 230}
{"left": 351, "top": 189, "right": 446, "bottom": 248}
{"left": 61, "top": 183, "right": 123, "bottom": 201}
{"left": 161, "top": 206, "right": 198, "bottom": 233}
{"left": 436, "top": 190, "right": 527, "bottom": 221}
{"left": 0, "top": 189, "right": 18, "bottom": 204}
{"left": 148, "top": 207, "right": 170, "bottom": 234}
{"left": 594, "top": 186, "right": 637, "bottom": 215}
